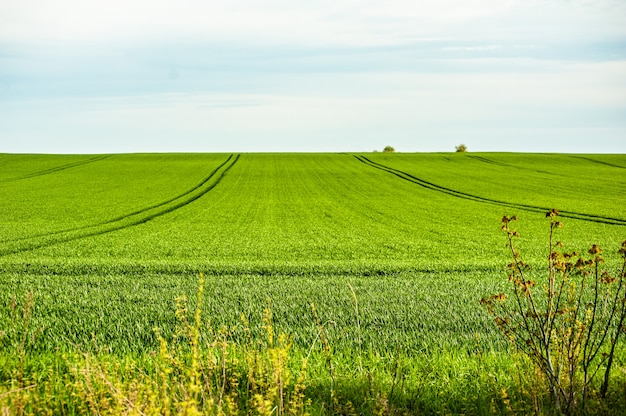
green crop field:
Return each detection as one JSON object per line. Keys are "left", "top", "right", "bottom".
{"left": 1, "top": 152, "right": 625, "bottom": 414}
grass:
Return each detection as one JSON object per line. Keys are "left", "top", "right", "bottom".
{"left": 0, "top": 271, "right": 507, "bottom": 354}
{"left": 2, "top": 153, "right": 623, "bottom": 269}
{"left": 2, "top": 279, "right": 625, "bottom": 415}
{"left": 1, "top": 152, "right": 625, "bottom": 414}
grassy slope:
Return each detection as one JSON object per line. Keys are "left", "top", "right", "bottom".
{"left": 0, "top": 153, "right": 228, "bottom": 239}
{"left": 1, "top": 153, "right": 625, "bottom": 355}
{"left": 366, "top": 152, "right": 626, "bottom": 222}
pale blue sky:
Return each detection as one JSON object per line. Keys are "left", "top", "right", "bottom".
{"left": 1, "top": 0, "right": 625, "bottom": 153}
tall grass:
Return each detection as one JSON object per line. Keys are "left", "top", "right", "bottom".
{"left": 1, "top": 276, "right": 310, "bottom": 415}
{"left": 2, "top": 276, "right": 625, "bottom": 415}
{"left": 2, "top": 153, "right": 625, "bottom": 414}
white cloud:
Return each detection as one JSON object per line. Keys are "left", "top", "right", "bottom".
{"left": 2, "top": 58, "right": 624, "bottom": 153}
{"left": 2, "top": 0, "right": 624, "bottom": 47}
{"left": 1, "top": 1, "right": 625, "bottom": 153}
{"left": 443, "top": 45, "right": 502, "bottom": 52}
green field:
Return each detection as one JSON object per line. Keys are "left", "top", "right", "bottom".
{"left": 1, "top": 152, "right": 625, "bottom": 414}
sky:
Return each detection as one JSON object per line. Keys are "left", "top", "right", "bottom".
{"left": 1, "top": 0, "right": 625, "bottom": 154}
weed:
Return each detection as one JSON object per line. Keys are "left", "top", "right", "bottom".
{"left": 481, "top": 210, "right": 626, "bottom": 414}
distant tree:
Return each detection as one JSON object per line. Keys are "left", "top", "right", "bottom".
{"left": 383, "top": 146, "right": 395, "bottom": 153}
{"left": 455, "top": 144, "right": 467, "bottom": 152}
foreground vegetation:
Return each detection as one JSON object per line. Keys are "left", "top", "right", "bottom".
{"left": 2, "top": 277, "right": 625, "bottom": 415}
{"left": 3, "top": 276, "right": 625, "bottom": 415}
{"left": 1, "top": 152, "right": 625, "bottom": 414}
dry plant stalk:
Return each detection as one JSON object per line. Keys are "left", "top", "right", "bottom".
{"left": 481, "top": 209, "right": 626, "bottom": 415}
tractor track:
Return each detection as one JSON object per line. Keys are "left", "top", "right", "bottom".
{"left": 0, "top": 154, "right": 240, "bottom": 256}
{"left": 354, "top": 155, "right": 626, "bottom": 226}
{"left": 2, "top": 153, "right": 239, "bottom": 244}
{"left": 466, "top": 155, "right": 560, "bottom": 176}
{"left": 1, "top": 155, "right": 111, "bottom": 182}
{"left": 568, "top": 155, "right": 626, "bottom": 170}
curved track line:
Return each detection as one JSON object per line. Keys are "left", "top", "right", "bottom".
{"left": 0, "top": 154, "right": 240, "bottom": 256}
{"left": 99, "top": 154, "right": 237, "bottom": 225}
{"left": 568, "top": 155, "right": 626, "bottom": 170}
{"left": 3, "top": 154, "right": 237, "bottom": 244}
{"left": 355, "top": 155, "right": 626, "bottom": 226}
{"left": 466, "top": 155, "right": 501, "bottom": 165}
{"left": 466, "top": 155, "right": 560, "bottom": 176}
{"left": 1, "top": 155, "right": 111, "bottom": 182}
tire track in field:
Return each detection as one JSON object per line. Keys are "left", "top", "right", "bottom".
{"left": 0, "top": 155, "right": 111, "bottom": 182}
{"left": 354, "top": 155, "right": 626, "bottom": 226}
{"left": 0, "top": 154, "right": 240, "bottom": 256}
{"left": 3, "top": 154, "right": 238, "bottom": 244}
{"left": 568, "top": 155, "right": 626, "bottom": 170}
{"left": 466, "top": 155, "right": 560, "bottom": 176}
{"left": 466, "top": 155, "right": 501, "bottom": 165}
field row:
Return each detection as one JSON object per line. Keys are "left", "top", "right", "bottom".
{"left": 1, "top": 270, "right": 506, "bottom": 353}
{"left": 356, "top": 154, "right": 626, "bottom": 225}
{"left": 1, "top": 152, "right": 625, "bottom": 354}
{"left": 0, "top": 154, "right": 238, "bottom": 256}
{"left": 1, "top": 153, "right": 624, "bottom": 273}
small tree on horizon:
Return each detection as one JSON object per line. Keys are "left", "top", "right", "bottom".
{"left": 455, "top": 144, "right": 467, "bottom": 152}
{"left": 383, "top": 146, "right": 395, "bottom": 153}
